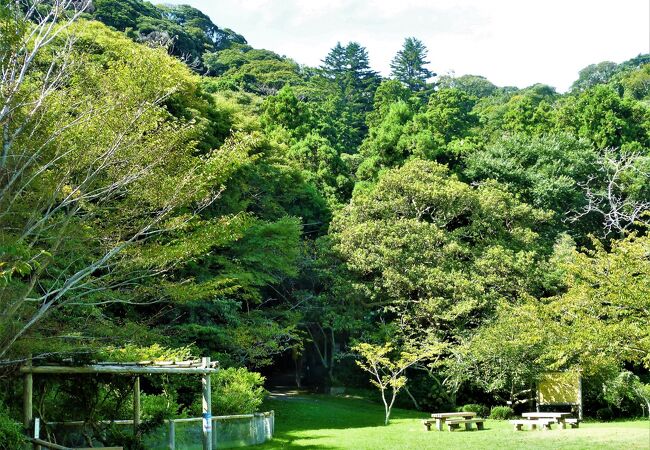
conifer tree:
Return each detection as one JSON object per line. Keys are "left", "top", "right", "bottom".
{"left": 390, "top": 37, "right": 435, "bottom": 91}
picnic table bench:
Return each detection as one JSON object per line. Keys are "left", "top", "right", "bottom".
{"left": 522, "top": 412, "right": 578, "bottom": 429}
{"left": 423, "top": 412, "right": 483, "bottom": 431}
{"left": 446, "top": 418, "right": 485, "bottom": 431}
{"left": 510, "top": 418, "right": 554, "bottom": 431}
{"left": 564, "top": 417, "right": 580, "bottom": 428}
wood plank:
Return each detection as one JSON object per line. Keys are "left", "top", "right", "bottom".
{"left": 23, "top": 356, "right": 33, "bottom": 429}
{"left": 20, "top": 365, "right": 218, "bottom": 375}
{"left": 26, "top": 438, "right": 71, "bottom": 450}
{"left": 446, "top": 419, "right": 484, "bottom": 424}
{"left": 430, "top": 412, "right": 476, "bottom": 418}
{"left": 522, "top": 412, "right": 571, "bottom": 418}
{"left": 133, "top": 377, "right": 140, "bottom": 434}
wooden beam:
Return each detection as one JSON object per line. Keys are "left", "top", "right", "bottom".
{"left": 26, "top": 438, "right": 71, "bottom": 450}
{"left": 201, "top": 357, "right": 212, "bottom": 450}
{"left": 20, "top": 365, "right": 218, "bottom": 375}
{"left": 23, "top": 356, "right": 33, "bottom": 430}
{"left": 133, "top": 377, "right": 141, "bottom": 435}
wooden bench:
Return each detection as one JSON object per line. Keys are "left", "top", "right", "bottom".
{"left": 564, "top": 418, "right": 580, "bottom": 429}
{"left": 510, "top": 419, "right": 554, "bottom": 431}
{"left": 423, "top": 419, "right": 436, "bottom": 431}
{"left": 446, "top": 418, "right": 485, "bottom": 431}
{"left": 424, "top": 412, "right": 476, "bottom": 431}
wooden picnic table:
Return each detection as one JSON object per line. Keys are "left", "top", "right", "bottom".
{"left": 522, "top": 412, "right": 573, "bottom": 428}
{"left": 429, "top": 412, "right": 476, "bottom": 431}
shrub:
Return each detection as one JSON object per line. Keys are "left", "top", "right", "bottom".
{"left": 215, "top": 367, "right": 267, "bottom": 415}
{"left": 141, "top": 393, "right": 182, "bottom": 421}
{"left": 461, "top": 403, "right": 490, "bottom": 418}
{"left": 193, "top": 367, "right": 266, "bottom": 416}
{"left": 596, "top": 407, "right": 614, "bottom": 421}
{"left": 489, "top": 406, "right": 514, "bottom": 420}
{"left": 0, "top": 405, "right": 24, "bottom": 450}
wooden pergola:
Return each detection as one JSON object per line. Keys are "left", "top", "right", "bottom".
{"left": 20, "top": 358, "right": 219, "bottom": 450}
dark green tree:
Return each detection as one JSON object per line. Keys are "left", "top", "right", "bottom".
{"left": 319, "top": 42, "right": 380, "bottom": 151}
{"left": 555, "top": 85, "right": 650, "bottom": 149}
{"left": 571, "top": 61, "right": 619, "bottom": 92}
{"left": 390, "top": 37, "right": 435, "bottom": 91}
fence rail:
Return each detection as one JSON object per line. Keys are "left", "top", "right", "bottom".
{"left": 34, "top": 411, "right": 275, "bottom": 450}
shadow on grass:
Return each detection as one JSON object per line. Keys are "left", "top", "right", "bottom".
{"left": 268, "top": 393, "right": 424, "bottom": 430}
{"left": 255, "top": 392, "right": 430, "bottom": 449}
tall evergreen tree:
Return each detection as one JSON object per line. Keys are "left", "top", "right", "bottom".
{"left": 320, "top": 42, "right": 380, "bottom": 151}
{"left": 321, "top": 41, "right": 379, "bottom": 98}
{"left": 390, "top": 37, "right": 435, "bottom": 91}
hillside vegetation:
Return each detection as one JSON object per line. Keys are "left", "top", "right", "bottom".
{"left": 1, "top": 1, "right": 649, "bottom": 447}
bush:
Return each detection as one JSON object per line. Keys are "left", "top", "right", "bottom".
{"left": 194, "top": 367, "right": 266, "bottom": 416}
{"left": 141, "top": 393, "right": 183, "bottom": 421}
{"left": 489, "top": 406, "right": 514, "bottom": 420}
{"left": 0, "top": 405, "right": 24, "bottom": 450}
{"left": 596, "top": 407, "right": 614, "bottom": 421}
{"left": 461, "top": 403, "right": 490, "bottom": 418}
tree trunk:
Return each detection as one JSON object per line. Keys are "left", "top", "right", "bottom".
{"left": 404, "top": 386, "right": 420, "bottom": 410}
{"left": 379, "top": 387, "right": 390, "bottom": 425}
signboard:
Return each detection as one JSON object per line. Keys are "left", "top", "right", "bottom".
{"left": 538, "top": 371, "right": 581, "bottom": 406}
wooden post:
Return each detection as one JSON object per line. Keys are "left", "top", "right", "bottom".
{"left": 133, "top": 376, "right": 141, "bottom": 436}
{"left": 24, "top": 356, "right": 33, "bottom": 431}
{"left": 201, "top": 357, "right": 212, "bottom": 450}
{"left": 168, "top": 420, "right": 175, "bottom": 450}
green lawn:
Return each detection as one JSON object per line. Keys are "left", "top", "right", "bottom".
{"left": 256, "top": 393, "right": 650, "bottom": 449}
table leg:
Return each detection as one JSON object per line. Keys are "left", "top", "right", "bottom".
{"left": 436, "top": 418, "right": 443, "bottom": 431}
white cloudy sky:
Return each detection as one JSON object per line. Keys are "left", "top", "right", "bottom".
{"left": 165, "top": 0, "right": 649, "bottom": 91}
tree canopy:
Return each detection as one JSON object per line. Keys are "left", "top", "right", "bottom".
{"left": 2, "top": 3, "right": 650, "bottom": 443}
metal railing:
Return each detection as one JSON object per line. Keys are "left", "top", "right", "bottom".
{"left": 34, "top": 411, "right": 275, "bottom": 449}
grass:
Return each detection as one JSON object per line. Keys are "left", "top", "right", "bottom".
{"left": 256, "top": 392, "right": 650, "bottom": 449}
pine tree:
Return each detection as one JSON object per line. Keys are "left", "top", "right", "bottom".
{"left": 390, "top": 37, "right": 435, "bottom": 91}
{"left": 320, "top": 42, "right": 380, "bottom": 151}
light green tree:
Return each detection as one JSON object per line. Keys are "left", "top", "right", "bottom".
{"left": 604, "top": 371, "right": 650, "bottom": 418}
{"left": 353, "top": 340, "right": 444, "bottom": 424}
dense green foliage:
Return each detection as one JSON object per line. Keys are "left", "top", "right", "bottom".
{"left": 1, "top": 2, "right": 650, "bottom": 447}
{"left": 204, "top": 367, "right": 267, "bottom": 415}
{"left": 0, "top": 403, "right": 24, "bottom": 450}
{"left": 90, "top": 0, "right": 246, "bottom": 69}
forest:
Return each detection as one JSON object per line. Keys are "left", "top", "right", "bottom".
{"left": 1, "top": 0, "right": 649, "bottom": 448}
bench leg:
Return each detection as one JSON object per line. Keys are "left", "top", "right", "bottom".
{"left": 464, "top": 422, "right": 473, "bottom": 431}
{"left": 424, "top": 422, "right": 432, "bottom": 431}
{"left": 530, "top": 423, "right": 537, "bottom": 431}
{"left": 514, "top": 424, "right": 522, "bottom": 431}
{"left": 476, "top": 422, "right": 484, "bottom": 431}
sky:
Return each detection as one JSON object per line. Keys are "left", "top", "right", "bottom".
{"left": 165, "top": 0, "right": 650, "bottom": 92}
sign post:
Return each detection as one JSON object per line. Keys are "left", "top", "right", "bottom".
{"left": 538, "top": 371, "right": 582, "bottom": 418}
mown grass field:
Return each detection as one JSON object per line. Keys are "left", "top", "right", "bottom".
{"left": 257, "top": 393, "right": 650, "bottom": 449}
